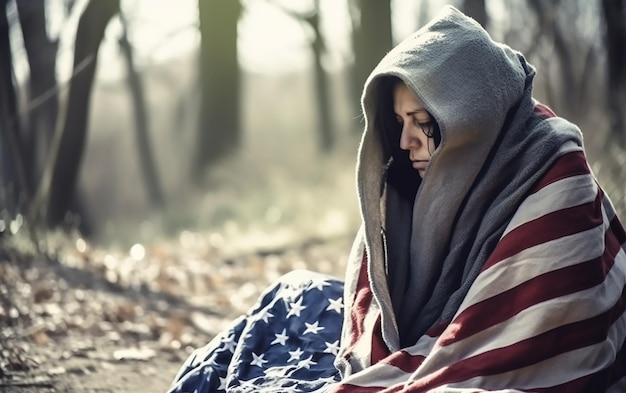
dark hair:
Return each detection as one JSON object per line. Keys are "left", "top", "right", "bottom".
{"left": 376, "top": 76, "right": 441, "bottom": 201}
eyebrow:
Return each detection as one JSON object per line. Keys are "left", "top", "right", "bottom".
{"left": 406, "top": 109, "right": 429, "bottom": 116}
{"left": 395, "top": 109, "right": 430, "bottom": 118}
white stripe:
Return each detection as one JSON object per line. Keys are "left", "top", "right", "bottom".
{"left": 461, "top": 222, "right": 606, "bottom": 310}
{"left": 464, "top": 191, "right": 615, "bottom": 309}
{"left": 442, "top": 308, "right": 626, "bottom": 391}
{"left": 340, "top": 361, "right": 412, "bottom": 388}
{"left": 503, "top": 174, "right": 597, "bottom": 237}
{"left": 406, "top": 332, "right": 439, "bottom": 358}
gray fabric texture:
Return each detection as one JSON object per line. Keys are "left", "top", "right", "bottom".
{"left": 355, "top": 5, "right": 585, "bottom": 348}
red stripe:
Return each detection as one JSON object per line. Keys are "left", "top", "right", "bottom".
{"left": 530, "top": 151, "right": 590, "bottom": 193}
{"left": 484, "top": 189, "right": 604, "bottom": 271}
{"left": 440, "top": 221, "right": 622, "bottom": 346}
{"left": 382, "top": 350, "right": 426, "bottom": 373}
{"left": 331, "top": 384, "right": 388, "bottom": 393}
{"left": 371, "top": 316, "right": 391, "bottom": 364}
{"left": 400, "top": 286, "right": 626, "bottom": 393}
{"left": 425, "top": 322, "right": 448, "bottom": 337}
{"left": 610, "top": 213, "right": 626, "bottom": 245}
{"left": 534, "top": 102, "right": 557, "bottom": 119}
{"left": 344, "top": 251, "right": 391, "bottom": 367}
{"left": 347, "top": 251, "right": 373, "bottom": 349}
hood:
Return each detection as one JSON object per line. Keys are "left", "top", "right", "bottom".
{"left": 361, "top": 5, "right": 527, "bottom": 182}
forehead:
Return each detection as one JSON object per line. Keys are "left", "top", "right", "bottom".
{"left": 392, "top": 81, "right": 426, "bottom": 112}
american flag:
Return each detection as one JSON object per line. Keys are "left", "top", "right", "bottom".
{"left": 329, "top": 149, "right": 626, "bottom": 392}
{"left": 167, "top": 270, "right": 345, "bottom": 393}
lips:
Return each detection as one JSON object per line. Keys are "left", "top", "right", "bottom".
{"left": 411, "top": 160, "right": 429, "bottom": 171}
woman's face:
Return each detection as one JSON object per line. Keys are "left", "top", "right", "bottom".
{"left": 393, "top": 81, "right": 436, "bottom": 179}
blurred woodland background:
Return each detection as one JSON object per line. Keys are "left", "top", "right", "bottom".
{"left": 0, "top": 1, "right": 625, "bottom": 390}
{"left": 0, "top": 0, "right": 625, "bottom": 251}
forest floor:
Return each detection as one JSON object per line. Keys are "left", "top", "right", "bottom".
{"left": 0, "top": 231, "right": 351, "bottom": 392}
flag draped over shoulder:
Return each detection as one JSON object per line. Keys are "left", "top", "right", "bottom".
{"left": 331, "top": 4, "right": 626, "bottom": 391}
{"left": 166, "top": 270, "right": 344, "bottom": 393}
{"left": 332, "top": 150, "right": 626, "bottom": 392}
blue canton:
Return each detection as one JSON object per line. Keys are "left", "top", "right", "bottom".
{"left": 167, "top": 270, "right": 345, "bottom": 393}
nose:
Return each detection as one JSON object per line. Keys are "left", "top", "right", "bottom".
{"left": 399, "top": 124, "right": 421, "bottom": 151}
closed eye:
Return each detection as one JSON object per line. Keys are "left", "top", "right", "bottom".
{"left": 413, "top": 118, "right": 434, "bottom": 137}
{"left": 413, "top": 118, "right": 432, "bottom": 128}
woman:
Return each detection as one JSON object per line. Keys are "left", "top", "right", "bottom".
{"left": 168, "top": 6, "right": 626, "bottom": 392}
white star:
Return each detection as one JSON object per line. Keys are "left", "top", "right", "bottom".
{"left": 288, "top": 347, "right": 304, "bottom": 362}
{"left": 303, "top": 321, "right": 324, "bottom": 335}
{"left": 270, "top": 328, "right": 289, "bottom": 346}
{"left": 259, "top": 308, "right": 274, "bottom": 323}
{"left": 222, "top": 334, "right": 236, "bottom": 352}
{"left": 250, "top": 352, "right": 268, "bottom": 367}
{"left": 286, "top": 297, "right": 306, "bottom": 318}
{"left": 324, "top": 340, "right": 340, "bottom": 355}
{"left": 238, "top": 379, "right": 257, "bottom": 390}
{"left": 298, "top": 355, "right": 317, "bottom": 369}
{"left": 207, "top": 354, "right": 218, "bottom": 367}
{"left": 218, "top": 376, "right": 227, "bottom": 390}
{"left": 283, "top": 384, "right": 300, "bottom": 393}
{"left": 310, "top": 279, "right": 331, "bottom": 291}
{"left": 318, "top": 376, "right": 339, "bottom": 387}
{"left": 326, "top": 297, "right": 344, "bottom": 313}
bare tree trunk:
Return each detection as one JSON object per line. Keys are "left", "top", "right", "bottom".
{"left": 1, "top": 0, "right": 15, "bottom": 205}
{"left": 526, "top": 0, "right": 577, "bottom": 117}
{"left": 0, "top": 0, "right": 40, "bottom": 248}
{"left": 308, "top": 3, "right": 334, "bottom": 152}
{"left": 0, "top": 0, "right": 29, "bottom": 214}
{"left": 462, "top": 0, "right": 488, "bottom": 29}
{"left": 118, "top": 13, "right": 165, "bottom": 208}
{"left": 551, "top": 22, "right": 577, "bottom": 116}
{"left": 193, "top": 0, "right": 241, "bottom": 181}
{"left": 602, "top": 0, "right": 626, "bottom": 147}
{"left": 16, "top": 0, "right": 59, "bottom": 192}
{"left": 45, "top": 0, "right": 120, "bottom": 230}
{"left": 576, "top": 40, "right": 600, "bottom": 115}
{"left": 350, "top": 0, "right": 392, "bottom": 129}
{"left": 258, "top": 1, "right": 334, "bottom": 150}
